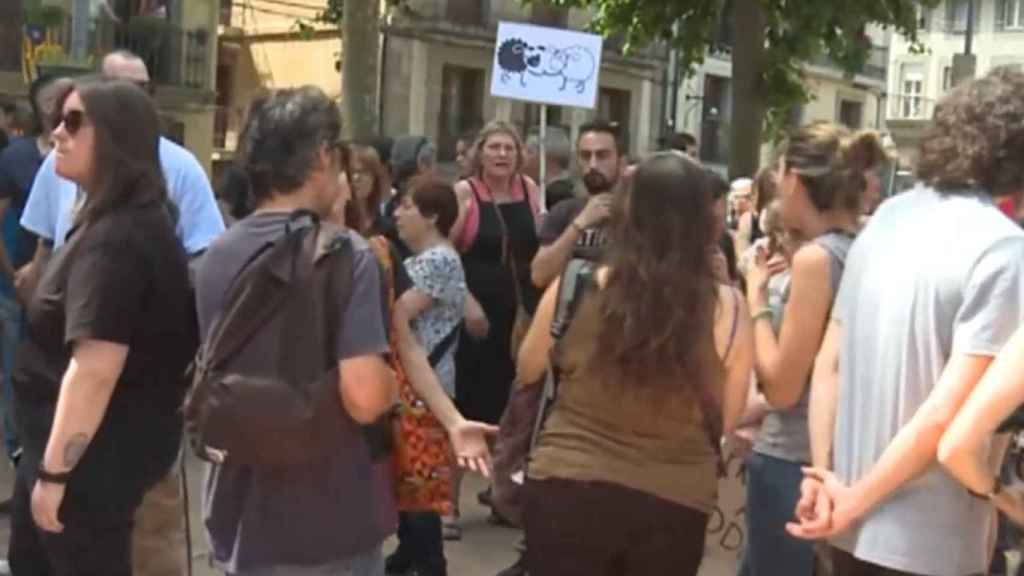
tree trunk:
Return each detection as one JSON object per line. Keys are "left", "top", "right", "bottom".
{"left": 729, "top": 0, "right": 766, "bottom": 179}
{"left": 341, "top": 0, "right": 380, "bottom": 141}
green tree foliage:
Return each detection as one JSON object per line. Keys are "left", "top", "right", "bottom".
{"left": 532, "top": 0, "right": 939, "bottom": 175}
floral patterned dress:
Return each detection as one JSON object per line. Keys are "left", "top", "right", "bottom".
{"left": 368, "top": 236, "right": 462, "bottom": 515}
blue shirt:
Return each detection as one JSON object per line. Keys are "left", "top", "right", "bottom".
{"left": 0, "top": 137, "right": 45, "bottom": 296}
{"left": 21, "top": 137, "right": 225, "bottom": 254}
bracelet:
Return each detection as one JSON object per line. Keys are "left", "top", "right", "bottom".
{"left": 751, "top": 308, "right": 773, "bottom": 323}
{"left": 37, "top": 465, "right": 72, "bottom": 485}
{"left": 570, "top": 220, "right": 585, "bottom": 233}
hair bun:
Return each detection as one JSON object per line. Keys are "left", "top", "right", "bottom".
{"left": 840, "top": 131, "right": 887, "bottom": 173}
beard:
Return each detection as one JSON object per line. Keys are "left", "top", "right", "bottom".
{"left": 582, "top": 169, "right": 617, "bottom": 195}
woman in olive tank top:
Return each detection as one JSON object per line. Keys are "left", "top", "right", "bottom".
{"left": 515, "top": 152, "right": 754, "bottom": 575}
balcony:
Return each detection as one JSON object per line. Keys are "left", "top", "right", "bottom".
{"left": 886, "top": 93, "right": 938, "bottom": 160}
{"left": 25, "top": 14, "right": 210, "bottom": 91}
{"left": 808, "top": 45, "right": 889, "bottom": 82}
{"left": 888, "top": 93, "right": 937, "bottom": 121}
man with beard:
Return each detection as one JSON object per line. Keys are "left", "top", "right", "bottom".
{"left": 530, "top": 120, "right": 623, "bottom": 287}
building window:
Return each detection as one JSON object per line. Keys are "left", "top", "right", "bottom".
{"left": 918, "top": 6, "right": 932, "bottom": 30}
{"left": 899, "top": 63, "right": 925, "bottom": 118}
{"left": 785, "top": 103, "right": 804, "bottom": 129}
{"left": 700, "top": 75, "right": 731, "bottom": 165}
{"left": 946, "top": 0, "right": 979, "bottom": 33}
{"left": 838, "top": 99, "right": 864, "bottom": 129}
{"left": 1002, "top": 0, "right": 1024, "bottom": 29}
{"left": 531, "top": 3, "right": 568, "bottom": 28}
{"left": 523, "top": 104, "right": 565, "bottom": 137}
{"left": 447, "top": 0, "right": 485, "bottom": 26}
{"left": 439, "top": 65, "right": 485, "bottom": 161}
{"left": 598, "top": 87, "right": 632, "bottom": 156}
{"left": 219, "top": 0, "right": 233, "bottom": 27}
{"left": 942, "top": 65, "right": 954, "bottom": 91}
{"left": 714, "top": 0, "right": 736, "bottom": 53}
{"left": 0, "top": 1, "right": 22, "bottom": 72}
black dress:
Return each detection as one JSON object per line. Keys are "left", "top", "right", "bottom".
{"left": 455, "top": 177, "right": 540, "bottom": 425}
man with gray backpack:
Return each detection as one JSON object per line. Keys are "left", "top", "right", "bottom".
{"left": 188, "top": 86, "right": 396, "bottom": 576}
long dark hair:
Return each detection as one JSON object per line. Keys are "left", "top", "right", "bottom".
{"left": 58, "top": 77, "right": 167, "bottom": 226}
{"left": 346, "top": 144, "right": 389, "bottom": 235}
{"left": 589, "top": 152, "right": 720, "bottom": 392}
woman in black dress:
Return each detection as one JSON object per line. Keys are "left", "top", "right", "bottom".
{"left": 449, "top": 121, "right": 541, "bottom": 533}
{"left": 8, "top": 77, "right": 194, "bottom": 575}
{"left": 451, "top": 120, "right": 541, "bottom": 426}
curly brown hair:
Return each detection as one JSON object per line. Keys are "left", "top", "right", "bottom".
{"left": 588, "top": 152, "right": 720, "bottom": 393}
{"left": 780, "top": 121, "right": 887, "bottom": 214}
{"left": 917, "top": 66, "right": 1024, "bottom": 196}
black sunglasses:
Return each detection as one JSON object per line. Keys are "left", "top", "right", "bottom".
{"left": 58, "top": 109, "right": 87, "bottom": 137}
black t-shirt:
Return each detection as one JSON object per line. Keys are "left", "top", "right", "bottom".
{"left": 539, "top": 196, "right": 609, "bottom": 263}
{"left": 13, "top": 200, "right": 195, "bottom": 509}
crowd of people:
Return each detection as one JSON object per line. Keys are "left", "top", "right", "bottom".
{"left": 0, "top": 47, "right": 1023, "bottom": 576}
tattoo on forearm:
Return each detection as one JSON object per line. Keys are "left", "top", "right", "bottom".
{"left": 62, "top": 433, "right": 90, "bottom": 468}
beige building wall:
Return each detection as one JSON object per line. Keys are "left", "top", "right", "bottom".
{"left": 382, "top": 1, "right": 665, "bottom": 160}
{"left": 163, "top": 0, "right": 218, "bottom": 174}
{"left": 216, "top": 0, "right": 342, "bottom": 157}
{"left": 887, "top": 1, "right": 1024, "bottom": 166}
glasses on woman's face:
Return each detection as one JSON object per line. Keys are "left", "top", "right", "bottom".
{"left": 57, "top": 109, "right": 87, "bottom": 137}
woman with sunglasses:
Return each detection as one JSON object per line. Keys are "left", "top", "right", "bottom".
{"left": 7, "top": 77, "right": 195, "bottom": 574}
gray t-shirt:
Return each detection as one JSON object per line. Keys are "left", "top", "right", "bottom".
{"left": 754, "top": 232, "right": 851, "bottom": 463}
{"left": 404, "top": 244, "right": 467, "bottom": 396}
{"left": 194, "top": 213, "right": 390, "bottom": 573}
{"left": 831, "top": 186, "right": 1024, "bottom": 576}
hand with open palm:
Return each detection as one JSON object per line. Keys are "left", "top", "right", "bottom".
{"left": 448, "top": 419, "right": 500, "bottom": 477}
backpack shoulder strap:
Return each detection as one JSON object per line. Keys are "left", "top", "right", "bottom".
{"left": 314, "top": 223, "right": 355, "bottom": 366}
{"left": 197, "top": 226, "right": 307, "bottom": 373}
{"left": 549, "top": 259, "right": 592, "bottom": 344}
{"left": 530, "top": 260, "right": 593, "bottom": 448}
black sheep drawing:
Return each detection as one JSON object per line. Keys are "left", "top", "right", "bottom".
{"left": 497, "top": 37, "right": 530, "bottom": 87}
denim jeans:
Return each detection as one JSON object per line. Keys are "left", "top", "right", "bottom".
{"left": 0, "top": 293, "right": 22, "bottom": 461}
{"left": 739, "top": 452, "right": 815, "bottom": 576}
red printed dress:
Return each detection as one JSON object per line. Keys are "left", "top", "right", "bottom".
{"left": 368, "top": 236, "right": 459, "bottom": 515}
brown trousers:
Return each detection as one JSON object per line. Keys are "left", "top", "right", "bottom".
{"left": 132, "top": 467, "right": 187, "bottom": 576}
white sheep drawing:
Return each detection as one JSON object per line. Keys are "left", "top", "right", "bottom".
{"left": 546, "top": 46, "right": 596, "bottom": 94}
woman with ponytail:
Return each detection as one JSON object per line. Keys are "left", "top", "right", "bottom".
{"left": 739, "top": 122, "right": 887, "bottom": 575}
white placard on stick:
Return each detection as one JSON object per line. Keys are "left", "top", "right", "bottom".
{"left": 490, "top": 21, "right": 603, "bottom": 110}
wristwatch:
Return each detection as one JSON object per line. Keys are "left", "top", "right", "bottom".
{"left": 967, "top": 476, "right": 1003, "bottom": 500}
{"left": 37, "top": 465, "right": 72, "bottom": 485}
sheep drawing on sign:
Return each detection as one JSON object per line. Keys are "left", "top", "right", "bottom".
{"left": 547, "top": 46, "right": 596, "bottom": 93}
{"left": 497, "top": 38, "right": 530, "bottom": 87}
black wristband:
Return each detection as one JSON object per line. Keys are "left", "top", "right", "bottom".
{"left": 37, "top": 466, "right": 71, "bottom": 485}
